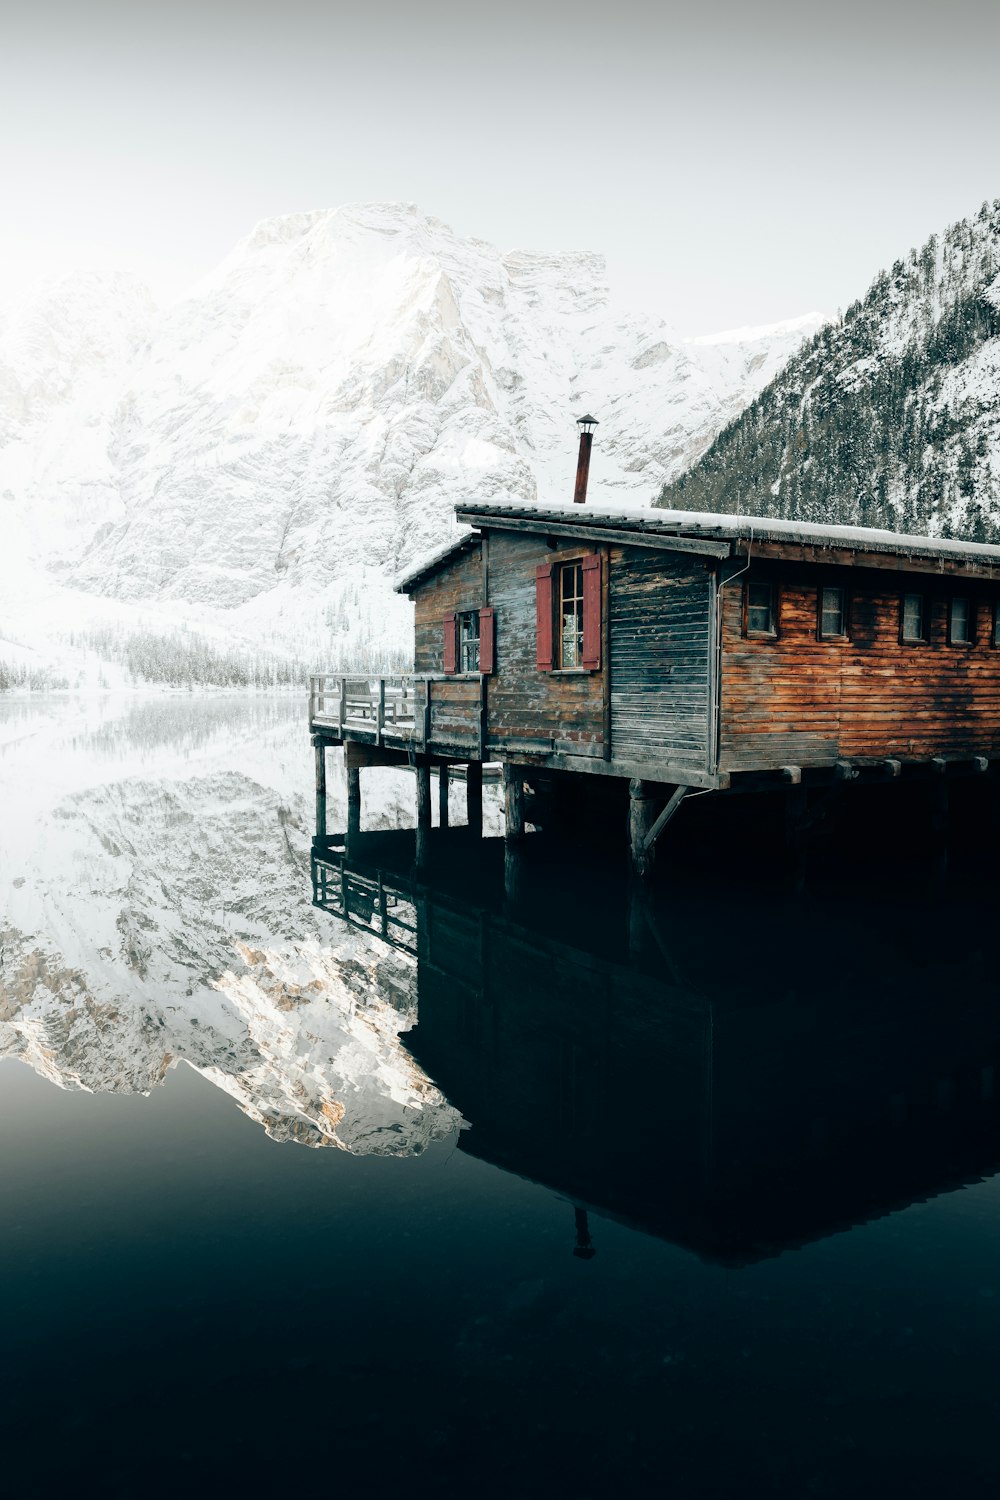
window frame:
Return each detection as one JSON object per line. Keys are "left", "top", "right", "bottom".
{"left": 743, "top": 578, "right": 779, "bottom": 640}
{"left": 457, "top": 608, "right": 481, "bottom": 674}
{"left": 556, "top": 558, "right": 586, "bottom": 670}
{"left": 817, "top": 583, "right": 850, "bottom": 642}
{"left": 947, "top": 595, "right": 974, "bottom": 647}
{"left": 900, "top": 591, "right": 928, "bottom": 645}
{"left": 993, "top": 599, "right": 1000, "bottom": 649}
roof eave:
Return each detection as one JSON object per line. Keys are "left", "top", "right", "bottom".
{"left": 453, "top": 507, "right": 732, "bottom": 560}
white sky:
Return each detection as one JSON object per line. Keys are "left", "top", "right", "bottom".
{"left": 1, "top": 0, "right": 998, "bottom": 334}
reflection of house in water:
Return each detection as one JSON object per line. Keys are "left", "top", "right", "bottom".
{"left": 313, "top": 826, "right": 1000, "bottom": 1265}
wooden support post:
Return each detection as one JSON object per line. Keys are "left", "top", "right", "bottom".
{"left": 642, "top": 784, "right": 688, "bottom": 852}
{"left": 629, "top": 779, "right": 658, "bottom": 879}
{"left": 314, "top": 741, "right": 327, "bottom": 839}
{"left": 438, "top": 763, "right": 450, "bottom": 829}
{"left": 784, "top": 783, "right": 806, "bottom": 849}
{"left": 627, "top": 876, "right": 654, "bottom": 966}
{"left": 415, "top": 759, "right": 432, "bottom": 866}
{"left": 347, "top": 766, "right": 362, "bottom": 841}
{"left": 503, "top": 765, "right": 525, "bottom": 842}
{"left": 504, "top": 840, "right": 524, "bottom": 904}
{"left": 337, "top": 676, "right": 346, "bottom": 735}
{"left": 466, "top": 761, "right": 483, "bottom": 838}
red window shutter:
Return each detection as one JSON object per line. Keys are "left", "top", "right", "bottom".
{"left": 581, "top": 553, "right": 602, "bottom": 670}
{"left": 443, "top": 612, "right": 457, "bottom": 674}
{"left": 479, "top": 606, "right": 495, "bottom": 674}
{"left": 535, "top": 564, "right": 554, "bottom": 670}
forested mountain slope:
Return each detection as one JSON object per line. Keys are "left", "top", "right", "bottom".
{"left": 656, "top": 201, "right": 1000, "bottom": 540}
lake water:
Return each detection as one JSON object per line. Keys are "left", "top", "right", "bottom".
{"left": 2, "top": 694, "right": 1000, "bottom": 1496}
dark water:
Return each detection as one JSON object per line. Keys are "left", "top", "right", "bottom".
{"left": 3, "top": 697, "right": 1000, "bottom": 1496}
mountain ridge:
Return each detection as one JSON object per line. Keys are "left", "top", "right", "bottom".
{"left": 656, "top": 200, "right": 1000, "bottom": 539}
{"left": 0, "top": 202, "right": 822, "bottom": 686}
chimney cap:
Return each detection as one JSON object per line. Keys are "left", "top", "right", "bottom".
{"left": 576, "top": 413, "right": 599, "bottom": 433}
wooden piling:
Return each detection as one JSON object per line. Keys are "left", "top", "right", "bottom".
{"left": 504, "top": 765, "right": 525, "bottom": 842}
{"left": 415, "top": 760, "right": 432, "bottom": 865}
{"left": 628, "top": 779, "right": 658, "bottom": 878}
{"left": 466, "top": 761, "right": 483, "bottom": 838}
{"left": 347, "top": 766, "right": 362, "bottom": 841}
{"left": 315, "top": 741, "right": 327, "bottom": 839}
{"left": 504, "top": 840, "right": 524, "bottom": 904}
{"left": 438, "top": 763, "right": 450, "bottom": 829}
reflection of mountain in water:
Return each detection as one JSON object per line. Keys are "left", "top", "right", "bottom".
{"left": 314, "top": 826, "right": 1000, "bottom": 1264}
{"left": 0, "top": 696, "right": 460, "bottom": 1152}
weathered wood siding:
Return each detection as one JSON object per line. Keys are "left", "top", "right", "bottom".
{"left": 720, "top": 566, "right": 1000, "bottom": 770}
{"left": 413, "top": 545, "right": 483, "bottom": 673}
{"left": 428, "top": 678, "right": 481, "bottom": 752}
{"left": 609, "top": 549, "right": 713, "bottom": 771}
{"left": 485, "top": 532, "right": 605, "bottom": 758}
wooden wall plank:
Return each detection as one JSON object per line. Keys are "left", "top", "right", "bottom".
{"left": 610, "top": 550, "right": 713, "bottom": 769}
{"left": 720, "top": 570, "right": 1000, "bottom": 770}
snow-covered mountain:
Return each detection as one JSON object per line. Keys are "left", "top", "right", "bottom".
{"left": 0, "top": 203, "right": 823, "bottom": 685}
{"left": 657, "top": 200, "right": 1000, "bottom": 536}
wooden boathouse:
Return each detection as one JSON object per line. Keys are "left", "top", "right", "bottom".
{"left": 310, "top": 486, "right": 1000, "bottom": 871}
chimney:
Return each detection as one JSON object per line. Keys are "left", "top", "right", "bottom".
{"left": 573, "top": 414, "right": 599, "bottom": 504}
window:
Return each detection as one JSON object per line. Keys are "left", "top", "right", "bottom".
{"left": 558, "top": 561, "right": 585, "bottom": 667}
{"left": 819, "top": 586, "right": 847, "bottom": 639}
{"left": 949, "top": 596, "right": 972, "bottom": 645}
{"left": 458, "top": 610, "right": 480, "bottom": 673}
{"left": 901, "top": 592, "right": 926, "bottom": 643}
{"left": 745, "top": 580, "right": 777, "bottom": 637}
{"left": 994, "top": 600, "right": 1000, "bottom": 648}
{"left": 536, "top": 554, "right": 600, "bottom": 672}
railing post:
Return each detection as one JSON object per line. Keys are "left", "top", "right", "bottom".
{"left": 309, "top": 676, "right": 316, "bottom": 726}
{"left": 338, "top": 676, "right": 346, "bottom": 735}
{"left": 423, "top": 679, "right": 431, "bottom": 750}
{"left": 376, "top": 679, "right": 385, "bottom": 746}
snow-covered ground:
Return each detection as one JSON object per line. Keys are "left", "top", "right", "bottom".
{"left": 0, "top": 202, "right": 823, "bottom": 685}
{"left": 0, "top": 693, "right": 467, "bottom": 1150}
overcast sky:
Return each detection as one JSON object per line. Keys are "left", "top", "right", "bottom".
{"left": 1, "top": 0, "right": 998, "bottom": 333}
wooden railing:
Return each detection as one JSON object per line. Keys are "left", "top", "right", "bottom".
{"left": 312, "top": 851, "right": 418, "bottom": 957}
{"left": 309, "top": 673, "right": 484, "bottom": 754}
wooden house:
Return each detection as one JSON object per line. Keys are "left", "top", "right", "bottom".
{"left": 310, "top": 502, "right": 1000, "bottom": 872}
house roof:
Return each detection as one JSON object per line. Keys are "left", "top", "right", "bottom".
{"left": 394, "top": 531, "right": 481, "bottom": 593}
{"left": 453, "top": 502, "right": 1000, "bottom": 570}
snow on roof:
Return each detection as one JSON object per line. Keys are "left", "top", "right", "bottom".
{"left": 454, "top": 501, "right": 1000, "bottom": 567}
{"left": 394, "top": 530, "right": 480, "bottom": 593}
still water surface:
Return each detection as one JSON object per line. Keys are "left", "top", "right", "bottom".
{"left": 2, "top": 696, "right": 1000, "bottom": 1496}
